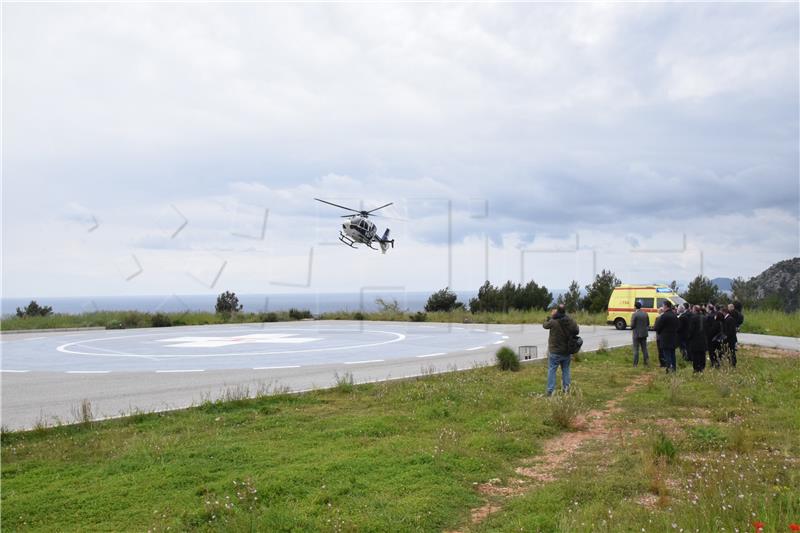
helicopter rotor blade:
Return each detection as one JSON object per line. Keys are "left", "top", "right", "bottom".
{"left": 365, "top": 202, "right": 393, "bottom": 214}
{"left": 314, "top": 198, "right": 361, "bottom": 213}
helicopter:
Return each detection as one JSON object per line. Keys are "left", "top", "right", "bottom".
{"left": 315, "top": 198, "right": 395, "bottom": 253}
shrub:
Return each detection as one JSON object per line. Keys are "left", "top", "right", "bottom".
{"left": 495, "top": 347, "right": 520, "bottom": 371}
{"left": 15, "top": 300, "right": 53, "bottom": 318}
{"left": 288, "top": 308, "right": 312, "bottom": 320}
{"left": 150, "top": 313, "right": 172, "bottom": 327}
{"left": 353, "top": 312, "right": 365, "bottom": 321}
{"left": 409, "top": 311, "right": 427, "bottom": 322}
{"left": 259, "top": 312, "right": 279, "bottom": 322}
{"left": 106, "top": 320, "right": 124, "bottom": 330}
{"left": 215, "top": 291, "right": 243, "bottom": 314}
{"left": 121, "top": 311, "right": 149, "bottom": 329}
{"left": 653, "top": 432, "right": 677, "bottom": 463}
{"left": 424, "top": 287, "right": 463, "bottom": 312}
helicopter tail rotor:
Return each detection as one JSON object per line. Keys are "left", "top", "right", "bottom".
{"left": 379, "top": 229, "right": 394, "bottom": 254}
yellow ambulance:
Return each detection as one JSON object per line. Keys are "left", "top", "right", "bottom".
{"left": 606, "top": 284, "right": 687, "bottom": 330}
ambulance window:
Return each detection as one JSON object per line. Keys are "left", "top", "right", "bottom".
{"left": 637, "top": 297, "right": 654, "bottom": 309}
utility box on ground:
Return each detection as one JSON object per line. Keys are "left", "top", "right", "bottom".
{"left": 518, "top": 345, "right": 538, "bottom": 361}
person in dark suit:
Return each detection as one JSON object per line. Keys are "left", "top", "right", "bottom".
{"left": 705, "top": 304, "right": 722, "bottom": 368}
{"left": 655, "top": 300, "right": 679, "bottom": 373}
{"left": 630, "top": 301, "right": 650, "bottom": 367}
{"left": 687, "top": 304, "right": 707, "bottom": 372}
{"left": 677, "top": 303, "right": 691, "bottom": 361}
{"left": 723, "top": 306, "right": 738, "bottom": 367}
{"left": 733, "top": 300, "right": 745, "bottom": 330}
{"left": 654, "top": 307, "right": 666, "bottom": 368}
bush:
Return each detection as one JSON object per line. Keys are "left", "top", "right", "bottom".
{"left": 121, "top": 311, "right": 149, "bottom": 329}
{"left": 215, "top": 291, "right": 243, "bottom": 314}
{"left": 150, "top": 313, "right": 172, "bottom": 327}
{"left": 424, "top": 287, "right": 463, "bottom": 312}
{"left": 15, "top": 300, "right": 53, "bottom": 318}
{"left": 409, "top": 311, "right": 427, "bottom": 322}
{"left": 353, "top": 312, "right": 365, "bottom": 321}
{"left": 259, "top": 312, "right": 279, "bottom": 322}
{"left": 495, "top": 347, "right": 520, "bottom": 371}
{"left": 288, "top": 308, "right": 312, "bottom": 320}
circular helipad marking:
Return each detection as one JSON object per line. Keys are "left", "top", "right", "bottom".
{"left": 56, "top": 328, "right": 406, "bottom": 358}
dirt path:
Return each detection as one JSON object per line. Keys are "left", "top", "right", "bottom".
{"left": 451, "top": 372, "right": 655, "bottom": 532}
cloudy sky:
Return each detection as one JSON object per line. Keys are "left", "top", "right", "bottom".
{"left": 2, "top": 3, "right": 798, "bottom": 299}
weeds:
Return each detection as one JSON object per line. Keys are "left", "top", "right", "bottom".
{"left": 71, "top": 399, "right": 94, "bottom": 426}
{"left": 652, "top": 432, "right": 677, "bottom": 463}
{"left": 547, "top": 388, "right": 583, "bottom": 430}
{"left": 333, "top": 372, "right": 355, "bottom": 393}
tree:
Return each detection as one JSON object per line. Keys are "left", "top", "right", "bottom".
{"left": 680, "top": 275, "right": 721, "bottom": 306}
{"left": 424, "top": 287, "right": 463, "bottom": 312}
{"left": 215, "top": 291, "right": 243, "bottom": 314}
{"left": 557, "top": 280, "right": 581, "bottom": 313}
{"left": 731, "top": 277, "right": 757, "bottom": 308}
{"left": 469, "top": 281, "right": 500, "bottom": 313}
{"left": 15, "top": 300, "right": 53, "bottom": 318}
{"left": 375, "top": 298, "right": 402, "bottom": 313}
{"left": 581, "top": 270, "right": 621, "bottom": 313}
{"left": 669, "top": 280, "right": 680, "bottom": 293}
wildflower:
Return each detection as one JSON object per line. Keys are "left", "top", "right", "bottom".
{"left": 752, "top": 521, "right": 764, "bottom": 533}
{"left": 790, "top": 525, "right": 800, "bottom": 532}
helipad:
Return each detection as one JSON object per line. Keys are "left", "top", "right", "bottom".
{"left": 1, "top": 322, "right": 506, "bottom": 373}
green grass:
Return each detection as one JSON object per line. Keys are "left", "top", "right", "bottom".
{"left": 322, "top": 308, "right": 611, "bottom": 326}
{"left": 3, "top": 345, "right": 797, "bottom": 532}
{"left": 738, "top": 308, "right": 800, "bottom": 337}
{"left": 474, "top": 346, "right": 800, "bottom": 532}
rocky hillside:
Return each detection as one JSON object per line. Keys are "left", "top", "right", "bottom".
{"left": 734, "top": 257, "right": 800, "bottom": 312}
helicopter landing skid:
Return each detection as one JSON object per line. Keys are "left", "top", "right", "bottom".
{"left": 338, "top": 233, "right": 358, "bottom": 248}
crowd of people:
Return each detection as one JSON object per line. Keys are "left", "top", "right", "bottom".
{"left": 631, "top": 300, "right": 744, "bottom": 373}
{"left": 541, "top": 299, "right": 745, "bottom": 397}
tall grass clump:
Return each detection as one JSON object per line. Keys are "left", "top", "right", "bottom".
{"left": 333, "top": 372, "right": 355, "bottom": 393}
{"left": 495, "top": 347, "right": 520, "bottom": 371}
{"left": 652, "top": 432, "right": 677, "bottom": 463}
{"left": 547, "top": 388, "right": 583, "bottom": 429}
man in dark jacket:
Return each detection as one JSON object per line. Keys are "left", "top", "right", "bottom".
{"left": 733, "top": 301, "right": 745, "bottom": 330}
{"left": 723, "top": 306, "right": 738, "bottom": 367}
{"left": 654, "top": 300, "right": 679, "bottom": 373}
{"left": 630, "top": 301, "right": 650, "bottom": 367}
{"left": 687, "top": 305, "right": 707, "bottom": 372}
{"left": 543, "top": 304, "right": 580, "bottom": 396}
{"left": 654, "top": 308, "right": 666, "bottom": 367}
{"left": 677, "top": 303, "right": 691, "bottom": 361}
{"left": 705, "top": 304, "right": 723, "bottom": 368}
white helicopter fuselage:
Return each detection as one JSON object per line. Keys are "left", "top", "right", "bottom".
{"left": 342, "top": 215, "right": 377, "bottom": 244}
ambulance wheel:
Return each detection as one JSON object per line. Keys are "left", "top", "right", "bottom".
{"left": 614, "top": 318, "right": 627, "bottom": 330}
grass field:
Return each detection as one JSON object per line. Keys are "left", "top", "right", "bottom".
{"left": 2, "top": 344, "right": 798, "bottom": 532}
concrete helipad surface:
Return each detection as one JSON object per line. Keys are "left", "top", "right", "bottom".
{"left": 1, "top": 322, "right": 505, "bottom": 373}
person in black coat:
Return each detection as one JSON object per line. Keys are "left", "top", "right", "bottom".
{"left": 705, "top": 304, "right": 722, "bottom": 368}
{"left": 654, "top": 308, "right": 666, "bottom": 368}
{"left": 687, "top": 305, "right": 707, "bottom": 372}
{"left": 677, "top": 303, "right": 691, "bottom": 361}
{"left": 654, "top": 300, "right": 679, "bottom": 373}
{"left": 733, "top": 300, "right": 745, "bottom": 330}
{"left": 723, "top": 307, "right": 738, "bottom": 367}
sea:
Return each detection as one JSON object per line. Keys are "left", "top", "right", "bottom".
{"left": 1, "top": 291, "right": 482, "bottom": 317}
